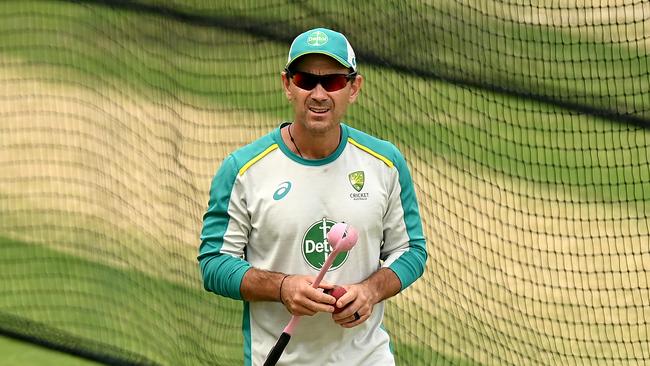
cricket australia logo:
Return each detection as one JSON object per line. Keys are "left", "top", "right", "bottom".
{"left": 349, "top": 171, "right": 369, "bottom": 201}
{"left": 349, "top": 171, "right": 364, "bottom": 191}
{"left": 302, "top": 218, "right": 349, "bottom": 271}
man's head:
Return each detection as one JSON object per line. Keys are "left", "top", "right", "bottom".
{"left": 282, "top": 28, "right": 363, "bottom": 134}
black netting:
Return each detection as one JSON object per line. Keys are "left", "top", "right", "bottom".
{"left": 1, "top": 1, "right": 648, "bottom": 365}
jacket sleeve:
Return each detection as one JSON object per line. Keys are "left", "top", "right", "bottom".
{"left": 197, "top": 155, "right": 252, "bottom": 300}
{"left": 380, "top": 149, "right": 428, "bottom": 291}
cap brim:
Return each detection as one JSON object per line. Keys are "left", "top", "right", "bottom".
{"left": 286, "top": 51, "right": 353, "bottom": 70}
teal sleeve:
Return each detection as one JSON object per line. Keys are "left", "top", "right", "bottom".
{"left": 198, "top": 155, "right": 251, "bottom": 300}
{"left": 388, "top": 151, "right": 428, "bottom": 291}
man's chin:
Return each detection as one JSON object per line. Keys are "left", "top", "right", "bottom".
{"left": 305, "top": 116, "right": 334, "bottom": 127}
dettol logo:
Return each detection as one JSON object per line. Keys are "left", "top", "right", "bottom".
{"left": 302, "top": 218, "right": 349, "bottom": 271}
{"left": 307, "top": 31, "right": 328, "bottom": 47}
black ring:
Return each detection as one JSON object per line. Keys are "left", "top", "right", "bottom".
{"left": 354, "top": 311, "right": 361, "bottom": 321}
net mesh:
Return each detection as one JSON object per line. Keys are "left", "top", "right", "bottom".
{"left": 1, "top": 1, "right": 649, "bottom": 365}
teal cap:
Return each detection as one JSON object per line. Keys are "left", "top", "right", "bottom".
{"left": 286, "top": 28, "right": 357, "bottom": 71}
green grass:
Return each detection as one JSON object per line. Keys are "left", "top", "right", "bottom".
{"left": 91, "top": 0, "right": 650, "bottom": 119}
{"left": 0, "top": 335, "right": 102, "bottom": 366}
{"left": 0, "top": 235, "right": 243, "bottom": 365}
{"left": 0, "top": 1, "right": 286, "bottom": 115}
{"left": 395, "top": 341, "right": 479, "bottom": 366}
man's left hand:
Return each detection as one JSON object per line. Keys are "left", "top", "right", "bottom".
{"left": 330, "top": 282, "right": 376, "bottom": 328}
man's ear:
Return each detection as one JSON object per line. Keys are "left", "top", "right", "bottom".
{"left": 348, "top": 74, "right": 363, "bottom": 103}
{"left": 281, "top": 71, "right": 293, "bottom": 100}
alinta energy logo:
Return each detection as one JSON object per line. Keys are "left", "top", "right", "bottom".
{"left": 302, "top": 218, "right": 349, "bottom": 271}
{"left": 349, "top": 171, "right": 368, "bottom": 201}
{"left": 307, "top": 31, "right": 328, "bottom": 47}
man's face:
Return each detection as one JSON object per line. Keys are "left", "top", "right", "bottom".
{"left": 282, "top": 54, "right": 363, "bottom": 134}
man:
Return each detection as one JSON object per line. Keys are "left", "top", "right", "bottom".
{"left": 199, "top": 27, "right": 427, "bottom": 365}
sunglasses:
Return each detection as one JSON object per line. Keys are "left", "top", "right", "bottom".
{"left": 286, "top": 70, "right": 357, "bottom": 92}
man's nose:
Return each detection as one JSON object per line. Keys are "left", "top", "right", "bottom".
{"left": 310, "top": 82, "right": 328, "bottom": 100}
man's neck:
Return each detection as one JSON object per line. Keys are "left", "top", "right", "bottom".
{"left": 283, "top": 123, "right": 341, "bottom": 159}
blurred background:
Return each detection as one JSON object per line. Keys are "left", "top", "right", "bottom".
{"left": 1, "top": 1, "right": 649, "bottom": 365}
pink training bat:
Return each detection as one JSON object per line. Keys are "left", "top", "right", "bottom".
{"left": 263, "top": 222, "right": 359, "bottom": 366}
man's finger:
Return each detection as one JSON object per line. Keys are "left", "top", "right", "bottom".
{"left": 313, "top": 288, "right": 337, "bottom": 305}
{"left": 316, "top": 280, "right": 335, "bottom": 290}
{"left": 292, "top": 304, "right": 316, "bottom": 316}
{"left": 303, "top": 297, "right": 335, "bottom": 314}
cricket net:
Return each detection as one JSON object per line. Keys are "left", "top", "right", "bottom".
{"left": 1, "top": 1, "right": 649, "bottom": 365}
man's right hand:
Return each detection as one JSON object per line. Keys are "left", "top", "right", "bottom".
{"left": 280, "top": 275, "right": 336, "bottom": 316}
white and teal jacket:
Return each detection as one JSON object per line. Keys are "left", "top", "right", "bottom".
{"left": 199, "top": 122, "right": 427, "bottom": 366}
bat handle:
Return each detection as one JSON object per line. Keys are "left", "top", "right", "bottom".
{"left": 280, "top": 248, "right": 334, "bottom": 336}
{"left": 278, "top": 248, "right": 336, "bottom": 336}
{"left": 280, "top": 248, "right": 339, "bottom": 335}
{"left": 265, "top": 248, "right": 342, "bottom": 365}
{"left": 263, "top": 332, "right": 291, "bottom": 366}
{"left": 311, "top": 248, "right": 340, "bottom": 288}
{"left": 282, "top": 315, "right": 300, "bottom": 334}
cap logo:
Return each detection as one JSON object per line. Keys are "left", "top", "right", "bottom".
{"left": 307, "top": 31, "right": 328, "bottom": 46}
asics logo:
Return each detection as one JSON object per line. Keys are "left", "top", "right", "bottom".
{"left": 273, "top": 181, "right": 292, "bottom": 200}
